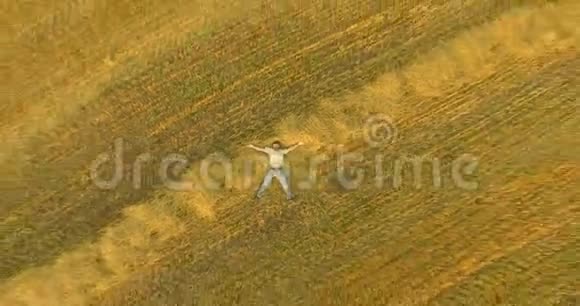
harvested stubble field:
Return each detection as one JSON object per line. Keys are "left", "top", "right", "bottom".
{"left": 1, "top": 0, "right": 579, "bottom": 305}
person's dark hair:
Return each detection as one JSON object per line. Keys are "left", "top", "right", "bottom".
{"left": 272, "top": 140, "right": 282, "bottom": 147}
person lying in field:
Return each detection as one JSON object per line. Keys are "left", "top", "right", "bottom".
{"left": 246, "top": 140, "right": 303, "bottom": 200}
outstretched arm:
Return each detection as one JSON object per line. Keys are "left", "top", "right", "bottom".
{"left": 284, "top": 142, "right": 304, "bottom": 153}
{"left": 246, "top": 144, "right": 268, "bottom": 153}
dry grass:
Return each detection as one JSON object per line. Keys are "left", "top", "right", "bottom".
{"left": 0, "top": 243, "right": 108, "bottom": 306}
{"left": 405, "top": 1, "right": 579, "bottom": 97}
{"left": 273, "top": 0, "right": 578, "bottom": 151}
{"left": 0, "top": 200, "right": 188, "bottom": 306}
{"left": 2, "top": 0, "right": 578, "bottom": 305}
{"left": 0, "top": 0, "right": 285, "bottom": 166}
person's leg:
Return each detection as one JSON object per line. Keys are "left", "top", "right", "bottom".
{"left": 274, "top": 169, "right": 294, "bottom": 200}
{"left": 255, "top": 169, "right": 274, "bottom": 199}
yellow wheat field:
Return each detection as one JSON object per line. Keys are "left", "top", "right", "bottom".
{"left": 1, "top": 1, "right": 578, "bottom": 305}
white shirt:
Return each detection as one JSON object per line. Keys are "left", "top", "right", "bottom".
{"left": 263, "top": 147, "right": 288, "bottom": 168}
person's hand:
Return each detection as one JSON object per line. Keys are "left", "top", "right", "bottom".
{"left": 246, "top": 144, "right": 254, "bottom": 148}
{"left": 297, "top": 142, "right": 304, "bottom": 146}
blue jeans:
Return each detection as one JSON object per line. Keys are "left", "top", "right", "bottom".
{"left": 256, "top": 168, "right": 293, "bottom": 199}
